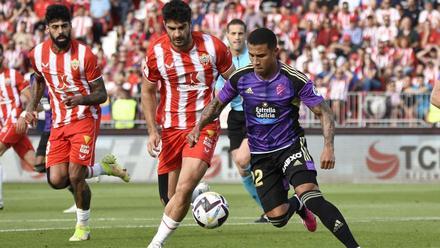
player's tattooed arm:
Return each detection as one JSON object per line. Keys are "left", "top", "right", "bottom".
{"left": 198, "top": 97, "right": 227, "bottom": 130}
{"left": 63, "top": 77, "right": 107, "bottom": 107}
{"left": 309, "top": 101, "right": 336, "bottom": 169}
{"left": 310, "top": 101, "right": 335, "bottom": 147}
{"left": 187, "top": 97, "right": 227, "bottom": 146}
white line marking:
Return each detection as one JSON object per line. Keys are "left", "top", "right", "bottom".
{"left": 1, "top": 216, "right": 439, "bottom": 233}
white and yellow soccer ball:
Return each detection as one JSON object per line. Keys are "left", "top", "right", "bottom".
{"left": 191, "top": 191, "right": 229, "bottom": 229}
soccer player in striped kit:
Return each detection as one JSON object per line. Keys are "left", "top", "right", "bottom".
{"left": 142, "top": 1, "right": 235, "bottom": 247}
{"left": 0, "top": 44, "right": 35, "bottom": 210}
{"left": 23, "top": 4, "right": 129, "bottom": 241}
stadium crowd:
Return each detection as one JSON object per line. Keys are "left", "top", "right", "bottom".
{"left": 0, "top": 0, "right": 439, "bottom": 126}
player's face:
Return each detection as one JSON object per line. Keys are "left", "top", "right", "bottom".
{"left": 248, "top": 43, "right": 278, "bottom": 78}
{"left": 48, "top": 19, "right": 72, "bottom": 49}
{"left": 226, "top": 24, "right": 246, "bottom": 53}
{"left": 164, "top": 20, "right": 191, "bottom": 49}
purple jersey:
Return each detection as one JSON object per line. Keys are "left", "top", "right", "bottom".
{"left": 218, "top": 62, "right": 323, "bottom": 153}
{"left": 42, "top": 88, "right": 52, "bottom": 132}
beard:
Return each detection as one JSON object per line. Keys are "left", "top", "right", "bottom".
{"left": 51, "top": 34, "right": 71, "bottom": 49}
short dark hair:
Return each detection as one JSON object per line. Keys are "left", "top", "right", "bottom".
{"left": 227, "top": 19, "right": 247, "bottom": 33}
{"left": 45, "top": 4, "right": 71, "bottom": 24}
{"left": 247, "top": 28, "right": 277, "bottom": 49}
{"left": 162, "top": 0, "right": 191, "bottom": 23}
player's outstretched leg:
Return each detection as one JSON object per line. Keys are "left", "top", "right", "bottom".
{"left": 300, "top": 190, "right": 360, "bottom": 248}
{"left": 99, "top": 154, "right": 130, "bottom": 182}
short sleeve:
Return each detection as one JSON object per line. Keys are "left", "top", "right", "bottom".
{"left": 212, "top": 36, "right": 233, "bottom": 74}
{"left": 142, "top": 46, "right": 161, "bottom": 83}
{"left": 84, "top": 49, "right": 102, "bottom": 82}
{"left": 28, "top": 49, "right": 43, "bottom": 77}
{"left": 217, "top": 80, "right": 238, "bottom": 104}
{"left": 299, "top": 80, "right": 324, "bottom": 108}
{"left": 15, "top": 71, "right": 29, "bottom": 92}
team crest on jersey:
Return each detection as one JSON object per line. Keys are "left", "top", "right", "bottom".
{"left": 71, "top": 59, "right": 79, "bottom": 70}
{"left": 276, "top": 84, "right": 286, "bottom": 95}
{"left": 199, "top": 53, "right": 210, "bottom": 66}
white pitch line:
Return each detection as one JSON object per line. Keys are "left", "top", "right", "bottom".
{"left": 0, "top": 222, "right": 258, "bottom": 233}
{"left": 1, "top": 216, "right": 440, "bottom": 233}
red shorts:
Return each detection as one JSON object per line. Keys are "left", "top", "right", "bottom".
{"left": 0, "top": 124, "right": 34, "bottom": 159}
{"left": 157, "top": 122, "right": 219, "bottom": 175}
{"left": 46, "top": 118, "right": 100, "bottom": 167}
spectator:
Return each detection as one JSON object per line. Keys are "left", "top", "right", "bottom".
{"left": 418, "top": 0, "right": 440, "bottom": 28}
{"left": 397, "top": 16, "right": 420, "bottom": 48}
{"left": 71, "top": 5, "right": 93, "bottom": 41}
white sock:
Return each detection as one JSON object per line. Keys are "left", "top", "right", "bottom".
{"left": 76, "top": 208, "right": 90, "bottom": 226}
{"left": 150, "top": 214, "right": 180, "bottom": 245}
{"left": 86, "top": 163, "right": 104, "bottom": 178}
{"left": 0, "top": 163, "right": 3, "bottom": 206}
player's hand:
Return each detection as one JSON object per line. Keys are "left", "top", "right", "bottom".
{"left": 147, "top": 130, "right": 161, "bottom": 158}
{"left": 187, "top": 127, "right": 200, "bottom": 148}
{"left": 15, "top": 117, "right": 28, "bottom": 134}
{"left": 62, "top": 95, "right": 83, "bottom": 109}
{"left": 320, "top": 145, "right": 335, "bottom": 170}
{"left": 22, "top": 110, "right": 38, "bottom": 127}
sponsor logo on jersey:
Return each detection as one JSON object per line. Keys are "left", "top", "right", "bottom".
{"left": 164, "top": 62, "right": 174, "bottom": 71}
{"left": 282, "top": 152, "right": 303, "bottom": 173}
{"left": 254, "top": 102, "right": 278, "bottom": 124}
{"left": 245, "top": 87, "right": 253, "bottom": 94}
{"left": 79, "top": 144, "right": 90, "bottom": 154}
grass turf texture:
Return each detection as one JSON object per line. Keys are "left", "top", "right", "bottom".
{"left": 0, "top": 183, "right": 439, "bottom": 248}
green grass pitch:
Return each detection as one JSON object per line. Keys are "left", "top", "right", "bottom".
{"left": 0, "top": 183, "right": 439, "bottom": 248}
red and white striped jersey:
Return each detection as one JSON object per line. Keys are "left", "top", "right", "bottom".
{"left": 29, "top": 39, "right": 102, "bottom": 128}
{"left": 143, "top": 31, "right": 233, "bottom": 129}
{"left": 0, "top": 68, "right": 28, "bottom": 126}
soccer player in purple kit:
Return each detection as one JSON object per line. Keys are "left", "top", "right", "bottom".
{"left": 188, "top": 28, "right": 361, "bottom": 248}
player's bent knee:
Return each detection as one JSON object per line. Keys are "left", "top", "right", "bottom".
{"left": 47, "top": 178, "right": 70, "bottom": 189}
{"left": 267, "top": 212, "right": 289, "bottom": 228}
{"left": 46, "top": 170, "right": 70, "bottom": 189}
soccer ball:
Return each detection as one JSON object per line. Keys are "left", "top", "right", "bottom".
{"left": 191, "top": 182, "right": 210, "bottom": 202}
{"left": 192, "top": 191, "right": 229, "bottom": 229}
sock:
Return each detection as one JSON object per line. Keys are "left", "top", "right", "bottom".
{"left": 267, "top": 195, "right": 300, "bottom": 227}
{"left": 242, "top": 172, "right": 263, "bottom": 209}
{"left": 287, "top": 194, "right": 301, "bottom": 218}
{"left": 76, "top": 208, "right": 90, "bottom": 226}
{"left": 150, "top": 214, "right": 180, "bottom": 245}
{"left": 0, "top": 163, "right": 3, "bottom": 206}
{"left": 86, "top": 163, "right": 104, "bottom": 179}
{"left": 301, "top": 190, "right": 359, "bottom": 248}
{"left": 294, "top": 194, "right": 308, "bottom": 219}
